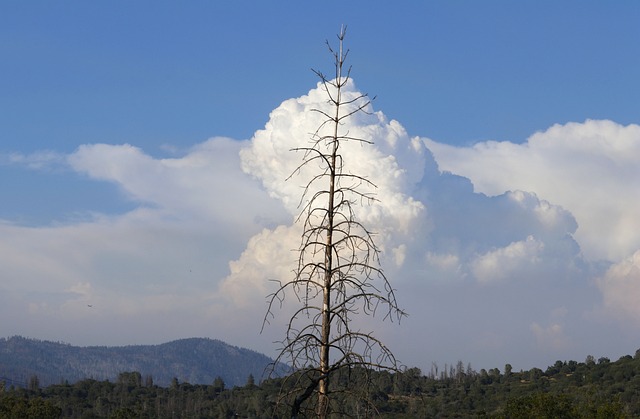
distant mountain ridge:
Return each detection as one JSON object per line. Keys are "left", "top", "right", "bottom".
{"left": 0, "top": 336, "right": 286, "bottom": 388}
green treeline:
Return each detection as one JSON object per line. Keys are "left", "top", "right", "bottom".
{"left": 2, "top": 352, "right": 639, "bottom": 418}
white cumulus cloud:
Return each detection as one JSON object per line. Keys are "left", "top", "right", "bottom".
{"left": 425, "top": 119, "right": 640, "bottom": 262}
{"left": 220, "top": 81, "right": 594, "bottom": 370}
{"left": 597, "top": 250, "right": 640, "bottom": 325}
{"left": 472, "top": 236, "right": 544, "bottom": 284}
{"left": 2, "top": 81, "right": 637, "bottom": 372}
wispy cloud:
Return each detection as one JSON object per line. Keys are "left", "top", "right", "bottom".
{"left": 2, "top": 150, "right": 66, "bottom": 170}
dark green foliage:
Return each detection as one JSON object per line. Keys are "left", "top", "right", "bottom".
{"left": 503, "top": 393, "right": 579, "bottom": 418}
{"left": 1, "top": 350, "right": 639, "bottom": 417}
{"left": 0, "top": 392, "right": 62, "bottom": 418}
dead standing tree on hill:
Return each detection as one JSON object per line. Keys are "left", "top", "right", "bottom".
{"left": 263, "top": 27, "right": 406, "bottom": 418}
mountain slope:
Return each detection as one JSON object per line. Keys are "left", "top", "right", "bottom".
{"left": 0, "top": 336, "right": 286, "bottom": 388}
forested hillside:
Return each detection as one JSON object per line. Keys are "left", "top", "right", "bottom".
{"left": 1, "top": 349, "right": 639, "bottom": 417}
{"left": 0, "top": 336, "right": 286, "bottom": 388}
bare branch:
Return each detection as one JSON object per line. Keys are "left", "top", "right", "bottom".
{"left": 264, "top": 27, "right": 406, "bottom": 418}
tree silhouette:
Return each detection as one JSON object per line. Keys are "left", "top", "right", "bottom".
{"left": 264, "top": 27, "right": 406, "bottom": 418}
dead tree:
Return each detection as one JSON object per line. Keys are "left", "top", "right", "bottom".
{"left": 264, "top": 27, "right": 406, "bottom": 418}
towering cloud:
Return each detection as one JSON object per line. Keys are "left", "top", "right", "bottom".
{"left": 220, "top": 81, "right": 594, "bottom": 369}
{"left": 1, "top": 82, "right": 636, "bottom": 370}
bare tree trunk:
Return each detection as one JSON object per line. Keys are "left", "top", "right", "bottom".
{"left": 318, "top": 58, "right": 342, "bottom": 417}
{"left": 264, "top": 26, "right": 406, "bottom": 418}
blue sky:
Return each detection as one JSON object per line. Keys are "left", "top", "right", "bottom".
{"left": 5, "top": 1, "right": 640, "bottom": 223}
{"left": 5, "top": 2, "right": 640, "bottom": 149}
{"left": 2, "top": 2, "right": 640, "bottom": 373}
